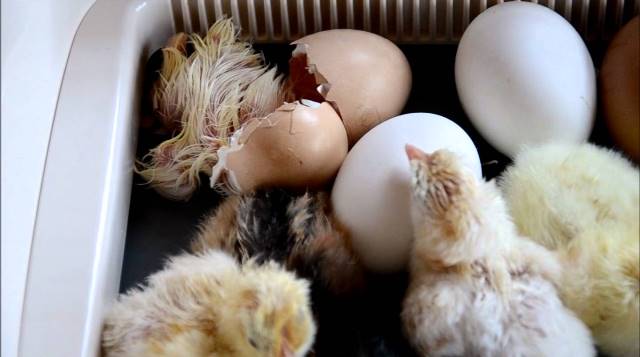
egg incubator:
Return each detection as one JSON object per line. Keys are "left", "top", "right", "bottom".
{"left": 21, "top": 0, "right": 638, "bottom": 356}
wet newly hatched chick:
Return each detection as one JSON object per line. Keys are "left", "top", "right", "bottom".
{"left": 102, "top": 250, "right": 315, "bottom": 357}
{"left": 137, "top": 19, "right": 288, "bottom": 201}
{"left": 191, "top": 189, "right": 364, "bottom": 296}
{"left": 401, "top": 145, "right": 595, "bottom": 357}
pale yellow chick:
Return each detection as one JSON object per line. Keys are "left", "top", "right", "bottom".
{"left": 402, "top": 145, "right": 594, "bottom": 357}
{"left": 500, "top": 143, "right": 640, "bottom": 357}
{"left": 102, "top": 250, "right": 316, "bottom": 357}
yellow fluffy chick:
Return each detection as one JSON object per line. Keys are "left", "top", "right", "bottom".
{"left": 102, "top": 250, "right": 316, "bottom": 357}
{"left": 500, "top": 143, "right": 639, "bottom": 357}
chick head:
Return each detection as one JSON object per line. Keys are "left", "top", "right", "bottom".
{"left": 405, "top": 145, "right": 512, "bottom": 265}
{"left": 222, "top": 261, "right": 317, "bottom": 357}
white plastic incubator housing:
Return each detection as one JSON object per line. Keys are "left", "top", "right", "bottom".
{"left": 12, "top": 1, "right": 638, "bottom": 357}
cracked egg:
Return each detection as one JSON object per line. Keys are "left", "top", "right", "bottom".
{"left": 210, "top": 100, "right": 348, "bottom": 193}
{"left": 290, "top": 30, "right": 412, "bottom": 145}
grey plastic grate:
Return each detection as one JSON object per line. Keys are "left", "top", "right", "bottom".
{"left": 171, "top": 0, "right": 639, "bottom": 42}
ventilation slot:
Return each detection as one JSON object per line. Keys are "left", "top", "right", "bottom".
{"left": 171, "top": 0, "right": 640, "bottom": 42}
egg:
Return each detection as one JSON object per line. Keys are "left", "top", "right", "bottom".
{"left": 210, "top": 100, "right": 348, "bottom": 193}
{"left": 601, "top": 16, "right": 640, "bottom": 162}
{"left": 455, "top": 2, "right": 596, "bottom": 157}
{"left": 331, "top": 113, "right": 481, "bottom": 272}
{"left": 291, "top": 30, "right": 412, "bottom": 145}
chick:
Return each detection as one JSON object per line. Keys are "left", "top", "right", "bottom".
{"left": 102, "top": 250, "right": 316, "bottom": 357}
{"left": 191, "top": 189, "right": 365, "bottom": 296}
{"left": 190, "top": 189, "right": 368, "bottom": 356}
{"left": 499, "top": 143, "right": 640, "bottom": 357}
{"left": 137, "top": 19, "right": 287, "bottom": 200}
{"left": 402, "top": 145, "right": 594, "bottom": 357}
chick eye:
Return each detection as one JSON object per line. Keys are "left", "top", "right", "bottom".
{"left": 248, "top": 337, "right": 259, "bottom": 349}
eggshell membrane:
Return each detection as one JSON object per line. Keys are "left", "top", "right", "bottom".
{"left": 292, "top": 30, "right": 412, "bottom": 145}
{"left": 601, "top": 16, "right": 640, "bottom": 162}
{"left": 212, "top": 101, "right": 348, "bottom": 193}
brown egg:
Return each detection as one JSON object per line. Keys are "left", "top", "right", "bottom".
{"left": 601, "top": 16, "right": 639, "bottom": 162}
{"left": 210, "top": 101, "right": 348, "bottom": 193}
{"left": 291, "top": 30, "right": 412, "bottom": 145}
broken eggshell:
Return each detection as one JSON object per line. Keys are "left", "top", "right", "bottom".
{"left": 290, "top": 30, "right": 412, "bottom": 145}
{"left": 210, "top": 100, "right": 348, "bottom": 194}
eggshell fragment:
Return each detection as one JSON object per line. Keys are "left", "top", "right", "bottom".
{"left": 291, "top": 30, "right": 412, "bottom": 145}
{"left": 211, "top": 101, "right": 348, "bottom": 193}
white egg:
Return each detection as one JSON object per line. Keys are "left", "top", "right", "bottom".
{"left": 455, "top": 2, "right": 595, "bottom": 157}
{"left": 331, "top": 113, "right": 481, "bottom": 272}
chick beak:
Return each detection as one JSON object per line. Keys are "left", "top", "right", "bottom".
{"left": 280, "top": 340, "right": 295, "bottom": 357}
{"left": 405, "top": 144, "right": 423, "bottom": 161}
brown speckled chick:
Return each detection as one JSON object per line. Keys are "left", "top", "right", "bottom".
{"left": 102, "top": 250, "right": 315, "bottom": 357}
{"left": 191, "top": 189, "right": 368, "bottom": 356}
{"left": 191, "top": 189, "right": 364, "bottom": 296}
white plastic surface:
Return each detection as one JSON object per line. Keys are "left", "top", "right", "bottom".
{"left": 1, "top": 1, "right": 95, "bottom": 356}
{"left": 15, "top": 1, "right": 173, "bottom": 356}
